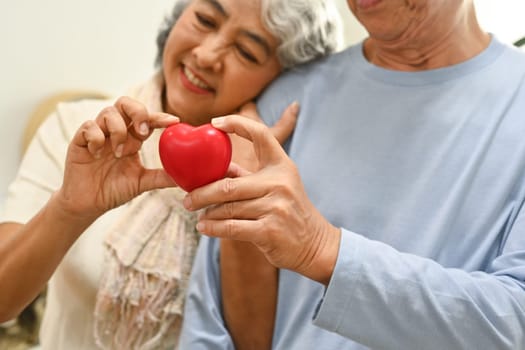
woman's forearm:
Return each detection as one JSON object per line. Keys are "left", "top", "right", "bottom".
{"left": 220, "top": 239, "right": 278, "bottom": 350}
{"left": 0, "top": 192, "right": 94, "bottom": 322}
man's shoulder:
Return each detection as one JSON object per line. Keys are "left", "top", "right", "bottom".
{"left": 490, "top": 36, "right": 525, "bottom": 70}
{"left": 275, "top": 44, "right": 357, "bottom": 87}
{"left": 256, "top": 44, "right": 359, "bottom": 124}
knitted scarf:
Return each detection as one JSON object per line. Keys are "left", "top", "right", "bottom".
{"left": 93, "top": 73, "right": 200, "bottom": 349}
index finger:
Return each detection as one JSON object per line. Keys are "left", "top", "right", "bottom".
{"left": 114, "top": 96, "right": 151, "bottom": 137}
{"left": 211, "top": 115, "right": 287, "bottom": 167}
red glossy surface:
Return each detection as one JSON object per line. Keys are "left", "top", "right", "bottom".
{"left": 159, "top": 123, "right": 232, "bottom": 192}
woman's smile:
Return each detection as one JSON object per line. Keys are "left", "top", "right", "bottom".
{"left": 179, "top": 65, "right": 215, "bottom": 95}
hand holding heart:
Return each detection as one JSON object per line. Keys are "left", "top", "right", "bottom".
{"left": 58, "top": 96, "right": 179, "bottom": 221}
{"left": 183, "top": 115, "right": 342, "bottom": 285}
{"left": 158, "top": 100, "right": 300, "bottom": 191}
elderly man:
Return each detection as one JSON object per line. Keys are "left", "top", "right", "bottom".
{"left": 180, "top": 0, "right": 525, "bottom": 349}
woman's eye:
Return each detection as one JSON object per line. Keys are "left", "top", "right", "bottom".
{"left": 236, "top": 45, "right": 258, "bottom": 64}
{"left": 195, "top": 13, "right": 216, "bottom": 28}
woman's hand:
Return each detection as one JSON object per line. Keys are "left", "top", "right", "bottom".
{"left": 57, "top": 96, "right": 179, "bottom": 221}
{"left": 186, "top": 115, "right": 341, "bottom": 285}
{"left": 0, "top": 96, "right": 179, "bottom": 321}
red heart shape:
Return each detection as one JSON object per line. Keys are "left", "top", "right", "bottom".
{"left": 159, "top": 123, "right": 232, "bottom": 192}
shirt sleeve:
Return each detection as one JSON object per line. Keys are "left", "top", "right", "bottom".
{"left": 177, "top": 236, "right": 235, "bottom": 350}
{"left": 313, "top": 223, "right": 525, "bottom": 349}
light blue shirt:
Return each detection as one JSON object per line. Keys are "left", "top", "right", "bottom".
{"left": 178, "top": 36, "right": 525, "bottom": 349}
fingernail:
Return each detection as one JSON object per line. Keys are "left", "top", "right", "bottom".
{"left": 139, "top": 122, "right": 149, "bottom": 135}
{"left": 163, "top": 113, "right": 179, "bottom": 121}
{"left": 211, "top": 117, "right": 225, "bottom": 127}
{"left": 183, "top": 196, "right": 192, "bottom": 210}
{"left": 114, "top": 144, "right": 124, "bottom": 158}
{"left": 291, "top": 101, "right": 300, "bottom": 114}
{"left": 196, "top": 222, "right": 205, "bottom": 232}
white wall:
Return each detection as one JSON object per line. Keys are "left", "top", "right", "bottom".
{"left": 0, "top": 0, "right": 524, "bottom": 211}
{"left": 335, "top": 0, "right": 368, "bottom": 46}
{"left": 0, "top": 0, "right": 174, "bottom": 211}
{"left": 475, "top": 0, "right": 525, "bottom": 44}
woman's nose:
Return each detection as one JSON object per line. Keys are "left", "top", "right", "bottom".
{"left": 192, "top": 36, "right": 225, "bottom": 72}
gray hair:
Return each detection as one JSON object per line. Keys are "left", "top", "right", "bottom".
{"left": 155, "top": 0, "right": 343, "bottom": 69}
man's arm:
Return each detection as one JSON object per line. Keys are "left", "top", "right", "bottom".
{"left": 313, "top": 228, "right": 525, "bottom": 350}
{"left": 217, "top": 101, "right": 298, "bottom": 349}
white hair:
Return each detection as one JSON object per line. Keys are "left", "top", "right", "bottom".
{"left": 156, "top": 0, "right": 343, "bottom": 69}
{"left": 261, "top": 0, "right": 343, "bottom": 68}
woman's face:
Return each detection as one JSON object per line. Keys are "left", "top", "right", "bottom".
{"left": 162, "top": 0, "right": 281, "bottom": 125}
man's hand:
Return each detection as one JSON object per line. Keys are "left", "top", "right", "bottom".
{"left": 187, "top": 115, "right": 341, "bottom": 285}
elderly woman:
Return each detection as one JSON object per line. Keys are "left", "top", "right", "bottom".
{"left": 0, "top": 0, "right": 342, "bottom": 349}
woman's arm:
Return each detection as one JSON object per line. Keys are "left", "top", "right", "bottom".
{"left": 219, "top": 102, "right": 298, "bottom": 349}
{"left": 220, "top": 240, "right": 278, "bottom": 350}
{"left": 0, "top": 97, "right": 179, "bottom": 322}
{"left": 0, "top": 196, "right": 94, "bottom": 321}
